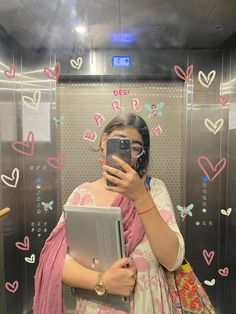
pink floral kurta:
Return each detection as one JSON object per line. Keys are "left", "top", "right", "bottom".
{"left": 61, "top": 178, "right": 185, "bottom": 314}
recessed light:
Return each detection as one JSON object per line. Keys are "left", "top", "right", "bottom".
{"left": 75, "top": 25, "right": 87, "bottom": 34}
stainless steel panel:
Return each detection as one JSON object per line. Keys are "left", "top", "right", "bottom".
{"left": 185, "top": 49, "right": 236, "bottom": 313}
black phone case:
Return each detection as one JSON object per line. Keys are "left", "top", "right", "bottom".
{"left": 105, "top": 137, "right": 131, "bottom": 187}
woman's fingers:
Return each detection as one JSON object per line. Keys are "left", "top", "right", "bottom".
{"left": 103, "top": 164, "right": 126, "bottom": 179}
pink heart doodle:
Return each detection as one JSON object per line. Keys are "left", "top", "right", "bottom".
{"left": 43, "top": 62, "right": 61, "bottom": 80}
{"left": 47, "top": 152, "right": 64, "bottom": 169}
{"left": 11, "top": 131, "right": 35, "bottom": 156}
{"left": 15, "top": 236, "right": 29, "bottom": 251}
{"left": 5, "top": 281, "right": 19, "bottom": 293}
{"left": 218, "top": 94, "right": 229, "bottom": 106}
{"left": 202, "top": 249, "right": 215, "bottom": 265}
{"left": 173, "top": 64, "right": 193, "bottom": 82}
{"left": 197, "top": 156, "right": 227, "bottom": 182}
{"left": 4, "top": 64, "right": 16, "bottom": 78}
{"left": 218, "top": 267, "right": 229, "bottom": 277}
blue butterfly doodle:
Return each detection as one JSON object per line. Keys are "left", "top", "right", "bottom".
{"left": 52, "top": 115, "right": 64, "bottom": 127}
{"left": 144, "top": 102, "right": 164, "bottom": 118}
{"left": 176, "top": 203, "right": 194, "bottom": 221}
{"left": 41, "top": 201, "right": 54, "bottom": 213}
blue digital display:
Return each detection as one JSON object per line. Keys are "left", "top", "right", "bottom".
{"left": 111, "top": 32, "right": 134, "bottom": 43}
{"left": 112, "top": 56, "right": 131, "bottom": 67}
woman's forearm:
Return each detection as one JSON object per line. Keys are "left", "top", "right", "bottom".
{"left": 62, "top": 256, "right": 98, "bottom": 289}
{"left": 134, "top": 194, "right": 179, "bottom": 270}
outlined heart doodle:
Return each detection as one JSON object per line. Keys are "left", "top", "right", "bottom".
{"left": 204, "top": 118, "right": 224, "bottom": 135}
{"left": 218, "top": 267, "right": 229, "bottom": 277}
{"left": 204, "top": 279, "right": 215, "bottom": 286}
{"left": 70, "top": 57, "right": 83, "bottom": 70}
{"left": 1, "top": 168, "right": 19, "bottom": 188}
{"left": 198, "top": 70, "right": 216, "bottom": 88}
{"left": 22, "top": 90, "right": 41, "bottom": 111}
{"left": 173, "top": 64, "right": 193, "bottom": 82}
{"left": 5, "top": 281, "right": 19, "bottom": 293}
{"left": 44, "top": 62, "right": 61, "bottom": 80}
{"left": 203, "top": 249, "right": 215, "bottom": 265}
{"left": 47, "top": 152, "right": 64, "bottom": 169}
{"left": 25, "top": 254, "right": 35, "bottom": 264}
{"left": 218, "top": 94, "right": 229, "bottom": 106}
{"left": 11, "top": 131, "right": 35, "bottom": 156}
{"left": 15, "top": 236, "right": 29, "bottom": 251}
{"left": 221, "top": 208, "right": 232, "bottom": 216}
{"left": 4, "top": 63, "right": 16, "bottom": 78}
{"left": 197, "top": 156, "right": 226, "bottom": 182}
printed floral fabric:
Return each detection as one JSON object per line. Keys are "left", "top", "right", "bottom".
{"left": 61, "top": 178, "right": 185, "bottom": 314}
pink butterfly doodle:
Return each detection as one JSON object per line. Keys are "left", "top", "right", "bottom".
{"left": 4, "top": 64, "right": 16, "bottom": 78}
{"left": 197, "top": 156, "right": 227, "bottom": 182}
{"left": 218, "top": 267, "right": 229, "bottom": 277}
{"left": 5, "top": 281, "right": 19, "bottom": 293}
{"left": 47, "top": 152, "right": 64, "bottom": 169}
{"left": 218, "top": 94, "right": 229, "bottom": 106}
{"left": 11, "top": 131, "right": 35, "bottom": 156}
{"left": 44, "top": 62, "right": 61, "bottom": 80}
{"left": 15, "top": 236, "right": 29, "bottom": 251}
{"left": 202, "top": 249, "right": 215, "bottom": 265}
{"left": 173, "top": 65, "right": 193, "bottom": 82}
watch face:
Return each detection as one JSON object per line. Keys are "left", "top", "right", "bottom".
{"left": 95, "top": 283, "right": 106, "bottom": 296}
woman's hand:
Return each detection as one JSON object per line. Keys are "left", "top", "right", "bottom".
{"left": 103, "top": 257, "right": 137, "bottom": 297}
{"left": 102, "top": 155, "right": 148, "bottom": 202}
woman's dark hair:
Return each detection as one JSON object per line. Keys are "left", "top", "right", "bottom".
{"left": 101, "top": 112, "right": 150, "bottom": 178}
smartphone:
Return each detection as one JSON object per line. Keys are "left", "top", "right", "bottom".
{"left": 105, "top": 137, "right": 131, "bottom": 187}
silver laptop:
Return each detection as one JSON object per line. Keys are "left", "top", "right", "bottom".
{"left": 63, "top": 204, "right": 130, "bottom": 312}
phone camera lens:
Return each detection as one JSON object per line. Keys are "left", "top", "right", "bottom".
{"left": 120, "top": 139, "right": 130, "bottom": 150}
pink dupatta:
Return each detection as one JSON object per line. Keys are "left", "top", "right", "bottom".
{"left": 33, "top": 176, "right": 150, "bottom": 314}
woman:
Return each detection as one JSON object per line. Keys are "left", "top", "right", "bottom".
{"left": 33, "top": 112, "right": 185, "bottom": 314}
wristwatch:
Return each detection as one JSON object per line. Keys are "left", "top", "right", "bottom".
{"left": 94, "top": 272, "right": 106, "bottom": 296}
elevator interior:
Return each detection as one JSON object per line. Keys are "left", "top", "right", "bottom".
{"left": 0, "top": 1, "right": 236, "bottom": 313}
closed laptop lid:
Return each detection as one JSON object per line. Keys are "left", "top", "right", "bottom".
{"left": 64, "top": 204, "right": 125, "bottom": 271}
{"left": 63, "top": 204, "right": 130, "bottom": 312}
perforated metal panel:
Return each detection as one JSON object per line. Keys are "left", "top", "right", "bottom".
{"left": 56, "top": 81, "right": 187, "bottom": 312}
{"left": 56, "top": 81, "right": 186, "bottom": 212}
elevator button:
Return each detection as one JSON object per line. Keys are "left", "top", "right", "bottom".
{"left": 37, "top": 227, "right": 42, "bottom": 233}
{"left": 37, "top": 209, "right": 42, "bottom": 214}
{"left": 37, "top": 222, "right": 41, "bottom": 226}
{"left": 43, "top": 222, "right": 47, "bottom": 226}
{"left": 36, "top": 184, "right": 41, "bottom": 189}
{"left": 31, "top": 228, "right": 35, "bottom": 233}
{"left": 43, "top": 227, "right": 47, "bottom": 233}
{"left": 30, "top": 222, "right": 35, "bottom": 227}
{"left": 35, "top": 176, "right": 41, "bottom": 183}
{"left": 37, "top": 233, "right": 42, "bottom": 238}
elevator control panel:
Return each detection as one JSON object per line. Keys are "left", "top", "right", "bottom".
{"left": 28, "top": 163, "right": 56, "bottom": 240}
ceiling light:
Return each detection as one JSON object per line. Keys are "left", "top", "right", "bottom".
{"left": 75, "top": 25, "right": 87, "bottom": 34}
